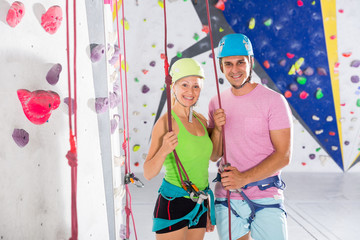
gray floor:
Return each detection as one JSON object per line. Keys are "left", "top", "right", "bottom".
{"left": 129, "top": 172, "right": 360, "bottom": 240}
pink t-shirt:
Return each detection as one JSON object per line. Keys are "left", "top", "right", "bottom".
{"left": 208, "top": 84, "right": 292, "bottom": 200}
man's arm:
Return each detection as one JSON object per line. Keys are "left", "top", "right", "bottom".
{"left": 221, "top": 127, "right": 292, "bottom": 190}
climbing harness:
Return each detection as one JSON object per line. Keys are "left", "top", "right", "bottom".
{"left": 214, "top": 163, "right": 287, "bottom": 224}
{"left": 152, "top": 179, "right": 216, "bottom": 232}
{"left": 65, "top": 1, "right": 78, "bottom": 239}
{"left": 160, "top": 0, "right": 214, "bottom": 231}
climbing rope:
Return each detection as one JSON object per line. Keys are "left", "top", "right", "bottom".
{"left": 114, "top": 0, "right": 138, "bottom": 239}
{"left": 65, "top": 0, "right": 78, "bottom": 239}
{"left": 205, "top": 1, "right": 232, "bottom": 239}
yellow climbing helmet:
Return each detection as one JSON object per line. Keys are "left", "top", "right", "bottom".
{"left": 169, "top": 58, "right": 205, "bottom": 83}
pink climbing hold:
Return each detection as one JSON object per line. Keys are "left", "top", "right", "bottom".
{"left": 297, "top": 0, "right": 304, "bottom": 7}
{"left": 17, "top": 89, "right": 60, "bottom": 125}
{"left": 6, "top": 1, "right": 25, "bottom": 28}
{"left": 215, "top": 0, "right": 225, "bottom": 11}
{"left": 299, "top": 91, "right": 309, "bottom": 100}
{"left": 286, "top": 53, "right": 295, "bottom": 59}
{"left": 41, "top": 6, "right": 63, "bottom": 34}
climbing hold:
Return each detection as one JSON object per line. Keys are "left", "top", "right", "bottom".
{"left": 64, "top": 97, "right": 76, "bottom": 115}
{"left": 301, "top": 162, "right": 306, "bottom": 166}
{"left": 41, "top": 6, "right": 63, "bottom": 34}
{"left": 312, "top": 115, "right": 319, "bottom": 121}
{"left": 121, "top": 60, "right": 128, "bottom": 72}
{"left": 108, "top": 45, "right": 120, "bottom": 65}
{"left": 134, "top": 77, "right": 139, "bottom": 82}
{"left": 338, "top": 9, "right": 344, "bottom": 13}
{"left": 342, "top": 52, "right": 352, "bottom": 57}
{"left": 167, "top": 43, "right": 174, "bottom": 48}
{"left": 6, "top": 1, "right": 25, "bottom": 28}
{"left": 219, "top": 78, "right": 224, "bottom": 84}
{"left": 315, "top": 129, "right": 323, "bottom": 135}
{"left": 134, "top": 162, "right": 139, "bottom": 167}
{"left": 288, "top": 65, "right": 296, "bottom": 75}
{"left": 351, "top": 76, "right": 359, "bottom": 83}
{"left": 263, "top": 60, "right": 270, "bottom": 69}
{"left": 284, "top": 91, "right": 292, "bottom": 98}
{"left": 46, "top": 63, "right": 62, "bottom": 85}
{"left": 286, "top": 53, "right": 295, "bottom": 59}
{"left": 316, "top": 147, "right": 321, "bottom": 152}
{"left": 344, "top": 141, "right": 350, "bottom": 145}
{"left": 356, "top": 99, "right": 360, "bottom": 107}
{"left": 326, "top": 116, "right": 333, "bottom": 122}
{"left": 193, "top": 33, "right": 199, "bottom": 41}
{"left": 331, "top": 146, "right": 338, "bottom": 151}
{"left": 90, "top": 44, "right": 105, "bottom": 62}
{"left": 219, "top": 27, "right": 224, "bottom": 32}
{"left": 120, "top": 18, "right": 130, "bottom": 30}
{"left": 297, "top": 0, "right": 304, "bottom": 7}
{"left": 158, "top": 0, "right": 164, "bottom": 8}
{"left": 299, "top": 91, "right": 309, "bottom": 99}
{"left": 317, "top": 67, "right": 327, "bottom": 76}
{"left": 149, "top": 61, "right": 156, "bottom": 67}
{"left": 248, "top": 18, "right": 255, "bottom": 29}
{"left": 350, "top": 60, "right": 360, "bottom": 68}
{"left": 294, "top": 58, "right": 304, "bottom": 72}
{"left": 297, "top": 76, "right": 307, "bottom": 85}
{"left": 160, "top": 53, "right": 165, "bottom": 59}
{"left": 334, "top": 62, "right": 340, "bottom": 74}
{"left": 177, "top": 52, "right": 182, "bottom": 58}
{"left": 279, "top": 59, "right": 286, "bottom": 67}
{"left": 261, "top": 78, "right": 268, "bottom": 85}
{"left": 303, "top": 67, "right": 314, "bottom": 76}
{"left": 289, "top": 83, "right": 298, "bottom": 91}
{"left": 17, "top": 89, "right": 60, "bottom": 125}
{"left": 142, "top": 69, "right": 148, "bottom": 74}
{"left": 309, "top": 154, "right": 315, "bottom": 160}
{"left": 215, "top": 0, "right": 225, "bottom": 11}
{"left": 330, "top": 35, "right": 336, "bottom": 40}
{"left": 12, "top": 128, "right": 29, "bottom": 147}
{"left": 109, "top": 92, "right": 121, "bottom": 109}
{"left": 142, "top": 85, "right": 150, "bottom": 94}
{"left": 263, "top": 19, "right": 272, "bottom": 26}
{"left": 315, "top": 88, "right": 324, "bottom": 99}
{"left": 329, "top": 131, "right": 336, "bottom": 136}
{"left": 202, "top": 25, "right": 209, "bottom": 34}
{"left": 133, "top": 144, "right": 140, "bottom": 152}
{"left": 95, "top": 97, "right": 109, "bottom": 114}
{"left": 110, "top": 118, "right": 118, "bottom": 134}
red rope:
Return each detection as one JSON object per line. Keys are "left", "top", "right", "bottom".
{"left": 205, "top": 1, "right": 231, "bottom": 239}
{"left": 115, "top": 1, "right": 138, "bottom": 239}
{"left": 65, "top": 0, "right": 78, "bottom": 239}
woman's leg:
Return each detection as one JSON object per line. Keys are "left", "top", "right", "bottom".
{"left": 156, "top": 227, "right": 187, "bottom": 240}
{"left": 186, "top": 227, "right": 206, "bottom": 240}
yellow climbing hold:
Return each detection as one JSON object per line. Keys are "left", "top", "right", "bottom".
{"left": 249, "top": 18, "right": 255, "bottom": 29}
{"left": 158, "top": 0, "right": 164, "bottom": 8}
{"left": 288, "top": 65, "right": 296, "bottom": 75}
{"left": 219, "top": 27, "right": 224, "bottom": 32}
{"left": 121, "top": 18, "right": 130, "bottom": 30}
{"left": 121, "top": 60, "right": 129, "bottom": 72}
{"left": 133, "top": 144, "right": 140, "bottom": 152}
{"left": 294, "top": 57, "right": 304, "bottom": 71}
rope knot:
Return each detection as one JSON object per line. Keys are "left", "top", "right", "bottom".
{"left": 66, "top": 150, "right": 78, "bottom": 167}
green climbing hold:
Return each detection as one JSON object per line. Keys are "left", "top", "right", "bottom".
{"left": 316, "top": 147, "right": 321, "bottom": 152}
{"left": 177, "top": 52, "right": 182, "bottom": 58}
{"left": 135, "top": 77, "right": 139, "bottom": 82}
{"left": 193, "top": 33, "right": 199, "bottom": 41}
{"left": 316, "top": 89, "right": 324, "bottom": 99}
{"left": 297, "top": 76, "right": 307, "bottom": 85}
{"left": 357, "top": 99, "right": 360, "bottom": 107}
{"left": 264, "top": 19, "right": 272, "bottom": 26}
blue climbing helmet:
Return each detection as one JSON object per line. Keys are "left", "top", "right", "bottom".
{"left": 217, "top": 34, "right": 254, "bottom": 58}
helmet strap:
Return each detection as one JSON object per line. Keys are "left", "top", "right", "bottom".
{"left": 173, "top": 92, "right": 196, "bottom": 123}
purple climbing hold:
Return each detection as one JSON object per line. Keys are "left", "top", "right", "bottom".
{"left": 12, "top": 128, "right": 29, "bottom": 147}
{"left": 289, "top": 83, "right": 298, "bottom": 92}
{"left": 309, "top": 153, "right": 316, "bottom": 160}
{"left": 350, "top": 60, "right": 360, "bottom": 68}
{"left": 261, "top": 78, "right": 268, "bottom": 85}
{"left": 351, "top": 75, "right": 359, "bottom": 83}
{"left": 149, "top": 61, "right": 156, "bottom": 67}
{"left": 167, "top": 43, "right": 174, "bottom": 48}
{"left": 344, "top": 140, "right": 350, "bottom": 145}
{"left": 303, "top": 67, "right": 314, "bottom": 76}
{"left": 279, "top": 59, "right": 286, "bottom": 67}
{"left": 142, "top": 85, "right": 150, "bottom": 94}
{"left": 219, "top": 78, "right": 224, "bottom": 84}
{"left": 317, "top": 67, "right": 327, "bottom": 76}
{"left": 109, "top": 92, "right": 121, "bottom": 109}
{"left": 64, "top": 97, "right": 76, "bottom": 115}
{"left": 109, "top": 45, "right": 120, "bottom": 65}
{"left": 91, "top": 44, "right": 105, "bottom": 63}
{"left": 110, "top": 118, "right": 118, "bottom": 134}
{"left": 209, "top": 53, "right": 213, "bottom": 59}
{"left": 46, "top": 63, "right": 62, "bottom": 85}
{"left": 95, "top": 97, "right": 109, "bottom": 113}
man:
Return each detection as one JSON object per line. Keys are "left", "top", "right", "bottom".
{"left": 208, "top": 33, "right": 293, "bottom": 240}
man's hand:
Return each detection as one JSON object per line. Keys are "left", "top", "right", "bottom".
{"left": 220, "top": 166, "right": 248, "bottom": 190}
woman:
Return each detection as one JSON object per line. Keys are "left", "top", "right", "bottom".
{"left": 143, "top": 58, "right": 221, "bottom": 240}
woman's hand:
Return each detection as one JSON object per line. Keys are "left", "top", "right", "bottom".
{"left": 160, "top": 131, "right": 178, "bottom": 155}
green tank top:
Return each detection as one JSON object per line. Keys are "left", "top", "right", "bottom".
{"left": 164, "top": 110, "right": 213, "bottom": 191}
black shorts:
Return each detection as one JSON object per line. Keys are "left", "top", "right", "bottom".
{"left": 153, "top": 194, "right": 208, "bottom": 234}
